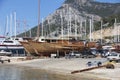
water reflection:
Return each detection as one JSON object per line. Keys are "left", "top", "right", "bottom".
{"left": 0, "top": 64, "right": 76, "bottom": 80}
{"left": 0, "top": 64, "right": 102, "bottom": 80}
{"left": 0, "top": 65, "right": 22, "bottom": 80}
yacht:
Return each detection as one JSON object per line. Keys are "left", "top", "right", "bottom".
{"left": 0, "top": 37, "right": 27, "bottom": 56}
{"left": 0, "top": 37, "right": 23, "bottom": 49}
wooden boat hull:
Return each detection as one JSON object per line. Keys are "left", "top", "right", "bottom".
{"left": 19, "top": 41, "right": 38, "bottom": 56}
{"left": 28, "top": 40, "right": 87, "bottom": 56}
{"left": 21, "top": 39, "right": 97, "bottom": 56}
{"left": 28, "top": 41, "right": 64, "bottom": 55}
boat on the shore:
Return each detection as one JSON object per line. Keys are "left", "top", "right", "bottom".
{"left": 20, "top": 37, "right": 70, "bottom": 56}
{"left": 0, "top": 50, "right": 12, "bottom": 56}
{"left": 0, "top": 37, "right": 23, "bottom": 49}
{"left": 20, "top": 36, "right": 97, "bottom": 56}
{"left": 0, "top": 37, "right": 29, "bottom": 56}
{"left": 20, "top": 37, "right": 84, "bottom": 56}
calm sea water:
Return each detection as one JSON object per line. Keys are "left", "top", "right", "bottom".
{"left": 0, "top": 64, "right": 78, "bottom": 80}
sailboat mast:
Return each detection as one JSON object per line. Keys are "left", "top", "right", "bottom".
{"left": 37, "top": 0, "right": 40, "bottom": 39}
{"left": 114, "top": 18, "right": 116, "bottom": 42}
{"left": 6, "top": 16, "right": 9, "bottom": 37}
{"left": 75, "top": 14, "right": 77, "bottom": 40}
{"left": 84, "top": 20, "right": 87, "bottom": 39}
{"left": 89, "top": 19, "right": 92, "bottom": 41}
{"left": 41, "top": 18, "right": 44, "bottom": 37}
{"left": 91, "top": 16, "right": 94, "bottom": 41}
{"left": 101, "top": 20, "right": 103, "bottom": 44}
{"left": 60, "top": 12, "right": 63, "bottom": 42}
{"left": 69, "top": 7, "right": 71, "bottom": 36}
{"left": 80, "top": 20, "right": 83, "bottom": 39}
{"left": 14, "top": 12, "right": 16, "bottom": 38}
{"left": 67, "top": 4, "right": 70, "bottom": 42}
{"left": 10, "top": 13, "right": 13, "bottom": 37}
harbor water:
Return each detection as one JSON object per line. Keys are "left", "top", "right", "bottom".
{"left": 0, "top": 64, "right": 79, "bottom": 80}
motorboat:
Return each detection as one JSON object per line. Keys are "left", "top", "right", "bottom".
{"left": 0, "top": 50, "right": 12, "bottom": 56}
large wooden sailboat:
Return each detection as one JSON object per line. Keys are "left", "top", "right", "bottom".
{"left": 20, "top": 35, "right": 97, "bottom": 56}
{"left": 20, "top": 36, "right": 89, "bottom": 56}
{"left": 26, "top": 37, "right": 96, "bottom": 56}
{"left": 27, "top": 38, "right": 85, "bottom": 56}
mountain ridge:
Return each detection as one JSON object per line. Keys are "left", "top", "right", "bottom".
{"left": 19, "top": 0, "right": 120, "bottom": 40}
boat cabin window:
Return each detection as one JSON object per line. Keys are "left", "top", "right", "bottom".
{"left": 23, "top": 38, "right": 32, "bottom": 40}
{"left": 46, "top": 40, "right": 57, "bottom": 43}
{"left": 51, "top": 40, "right": 57, "bottom": 42}
{"left": 4, "top": 41, "right": 13, "bottom": 43}
{"left": 41, "top": 39, "right": 45, "bottom": 41}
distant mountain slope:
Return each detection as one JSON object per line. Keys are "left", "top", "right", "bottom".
{"left": 18, "top": 0, "right": 120, "bottom": 39}
{"left": 65, "top": 0, "right": 120, "bottom": 17}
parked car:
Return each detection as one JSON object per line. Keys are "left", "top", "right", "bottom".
{"left": 68, "top": 51, "right": 81, "bottom": 58}
{"left": 81, "top": 50, "right": 96, "bottom": 58}
{"left": 107, "top": 52, "right": 120, "bottom": 62}
{"left": 81, "top": 54, "right": 96, "bottom": 58}
{"left": 0, "top": 56, "right": 11, "bottom": 63}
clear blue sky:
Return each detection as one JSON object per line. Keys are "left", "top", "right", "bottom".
{"left": 0, "top": 0, "right": 65, "bottom": 36}
{"left": 0, "top": 0, "right": 120, "bottom": 36}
